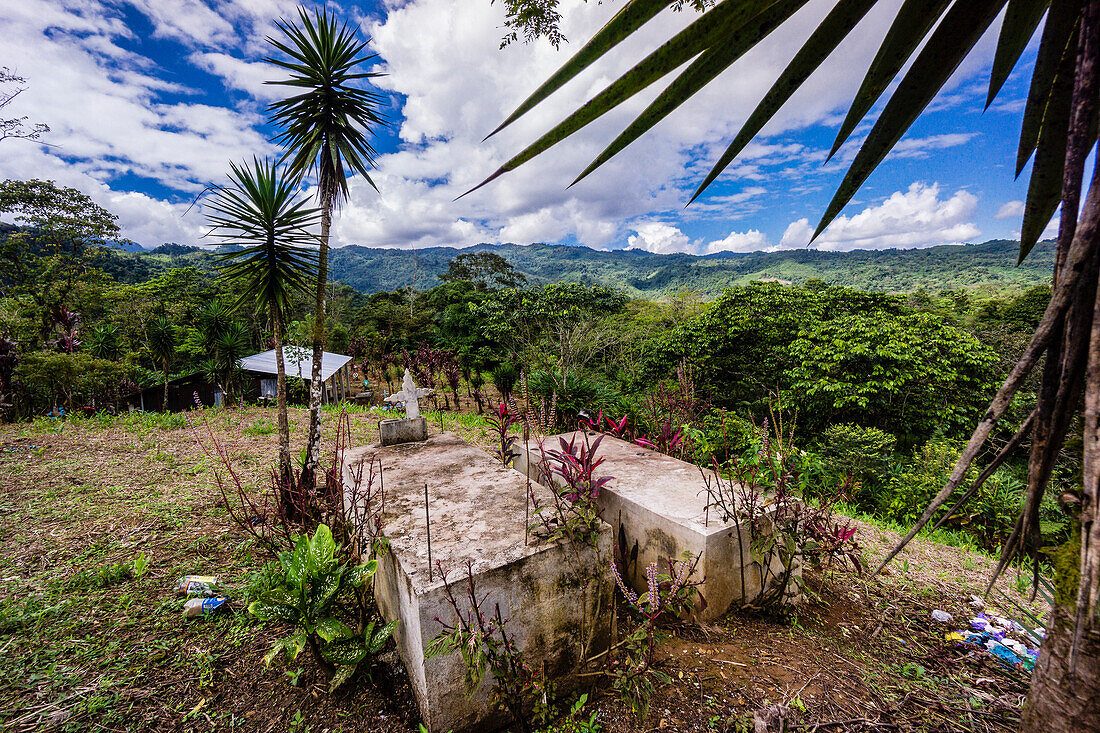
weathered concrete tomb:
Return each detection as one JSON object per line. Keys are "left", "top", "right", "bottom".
{"left": 344, "top": 433, "right": 611, "bottom": 733}
{"left": 513, "top": 431, "right": 797, "bottom": 621}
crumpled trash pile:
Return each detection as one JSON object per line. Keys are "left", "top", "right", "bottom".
{"left": 931, "top": 606, "right": 1043, "bottom": 672}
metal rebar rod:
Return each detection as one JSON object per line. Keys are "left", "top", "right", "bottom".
{"left": 425, "top": 483, "right": 433, "bottom": 581}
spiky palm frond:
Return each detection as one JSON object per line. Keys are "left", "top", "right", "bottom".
{"left": 146, "top": 316, "right": 176, "bottom": 369}
{"left": 206, "top": 157, "right": 321, "bottom": 324}
{"left": 475, "top": 0, "right": 1064, "bottom": 262}
{"left": 265, "top": 7, "right": 386, "bottom": 206}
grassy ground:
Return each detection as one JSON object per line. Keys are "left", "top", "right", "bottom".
{"left": 0, "top": 405, "right": 1046, "bottom": 732}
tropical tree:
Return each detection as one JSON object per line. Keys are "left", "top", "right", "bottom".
{"left": 146, "top": 316, "right": 176, "bottom": 412}
{"left": 205, "top": 157, "right": 320, "bottom": 483}
{"left": 0, "top": 179, "right": 120, "bottom": 344}
{"left": 85, "top": 323, "right": 121, "bottom": 361}
{"left": 264, "top": 7, "right": 386, "bottom": 489}
{"left": 485, "top": 1, "right": 1100, "bottom": 729}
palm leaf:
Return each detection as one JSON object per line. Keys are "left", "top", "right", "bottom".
{"left": 572, "top": 0, "right": 811, "bottom": 186}
{"left": 1016, "top": 0, "right": 1081, "bottom": 175}
{"left": 690, "top": 0, "right": 880, "bottom": 203}
{"left": 826, "top": 0, "right": 953, "bottom": 161}
{"left": 265, "top": 7, "right": 387, "bottom": 203}
{"left": 814, "top": 0, "right": 1009, "bottom": 240}
{"left": 488, "top": 0, "right": 674, "bottom": 139}
{"left": 1020, "top": 38, "right": 1079, "bottom": 260}
{"left": 987, "top": 0, "right": 1051, "bottom": 108}
{"left": 462, "top": 0, "right": 785, "bottom": 197}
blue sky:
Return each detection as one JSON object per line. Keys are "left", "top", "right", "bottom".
{"left": 0, "top": 0, "right": 1053, "bottom": 254}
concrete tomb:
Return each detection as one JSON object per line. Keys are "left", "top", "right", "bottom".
{"left": 380, "top": 369, "right": 433, "bottom": 445}
{"left": 344, "top": 433, "right": 611, "bottom": 733}
{"left": 513, "top": 431, "right": 798, "bottom": 621}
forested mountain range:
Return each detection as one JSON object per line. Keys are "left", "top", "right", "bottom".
{"left": 96, "top": 238, "right": 1055, "bottom": 298}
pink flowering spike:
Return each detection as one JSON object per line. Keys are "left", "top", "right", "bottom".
{"left": 645, "top": 562, "right": 661, "bottom": 614}
{"left": 610, "top": 558, "right": 638, "bottom": 605}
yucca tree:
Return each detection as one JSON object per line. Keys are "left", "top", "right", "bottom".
{"left": 484, "top": 1, "right": 1100, "bottom": 729}
{"left": 206, "top": 158, "right": 320, "bottom": 482}
{"left": 265, "top": 7, "right": 386, "bottom": 490}
{"left": 146, "top": 316, "right": 176, "bottom": 412}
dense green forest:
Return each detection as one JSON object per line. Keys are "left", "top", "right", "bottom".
{"left": 92, "top": 236, "right": 1056, "bottom": 299}
{"left": 0, "top": 181, "right": 1071, "bottom": 562}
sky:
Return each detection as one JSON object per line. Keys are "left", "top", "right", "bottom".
{"left": 0, "top": 0, "right": 1059, "bottom": 255}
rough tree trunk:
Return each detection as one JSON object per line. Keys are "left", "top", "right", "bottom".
{"left": 1022, "top": 606, "right": 1100, "bottom": 731}
{"left": 301, "top": 201, "right": 331, "bottom": 491}
{"left": 273, "top": 317, "right": 292, "bottom": 486}
{"left": 161, "top": 366, "right": 169, "bottom": 412}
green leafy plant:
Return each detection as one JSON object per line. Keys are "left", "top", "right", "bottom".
{"left": 426, "top": 562, "right": 543, "bottom": 733}
{"left": 248, "top": 524, "right": 397, "bottom": 692}
{"left": 538, "top": 693, "right": 601, "bottom": 733}
{"left": 609, "top": 554, "right": 699, "bottom": 717}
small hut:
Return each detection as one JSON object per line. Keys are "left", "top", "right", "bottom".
{"left": 125, "top": 349, "right": 356, "bottom": 412}
{"left": 239, "top": 348, "right": 355, "bottom": 405}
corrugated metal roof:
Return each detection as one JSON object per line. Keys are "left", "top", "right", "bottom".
{"left": 239, "top": 348, "right": 353, "bottom": 383}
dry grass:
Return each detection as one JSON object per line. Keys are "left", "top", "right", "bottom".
{"left": 0, "top": 406, "right": 1044, "bottom": 732}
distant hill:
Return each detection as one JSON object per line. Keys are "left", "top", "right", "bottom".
{"left": 95, "top": 239, "right": 1056, "bottom": 298}
{"left": 327, "top": 239, "right": 1056, "bottom": 297}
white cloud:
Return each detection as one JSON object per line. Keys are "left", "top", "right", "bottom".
{"left": 0, "top": 0, "right": 1007, "bottom": 251}
{"left": 191, "top": 52, "right": 284, "bottom": 101}
{"left": 996, "top": 200, "right": 1025, "bottom": 219}
{"left": 780, "top": 182, "right": 980, "bottom": 251}
{"left": 626, "top": 222, "right": 697, "bottom": 255}
{"left": 704, "top": 229, "right": 771, "bottom": 254}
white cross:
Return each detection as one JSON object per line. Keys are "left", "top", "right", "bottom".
{"left": 385, "top": 369, "right": 434, "bottom": 419}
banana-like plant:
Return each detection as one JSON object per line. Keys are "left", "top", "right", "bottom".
{"left": 248, "top": 524, "right": 397, "bottom": 692}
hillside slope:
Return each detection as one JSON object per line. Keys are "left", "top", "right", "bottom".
{"left": 91, "top": 239, "right": 1056, "bottom": 297}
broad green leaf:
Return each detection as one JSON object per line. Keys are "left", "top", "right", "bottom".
{"left": 287, "top": 535, "right": 310, "bottom": 587}
{"left": 815, "top": 0, "right": 1009, "bottom": 241}
{"left": 344, "top": 559, "right": 378, "bottom": 588}
{"left": 314, "top": 616, "right": 355, "bottom": 643}
{"left": 573, "top": 0, "right": 811, "bottom": 185}
{"left": 310, "top": 568, "right": 344, "bottom": 615}
{"left": 488, "top": 0, "right": 673, "bottom": 138}
{"left": 1017, "top": 0, "right": 1081, "bottom": 175}
{"left": 308, "top": 523, "right": 336, "bottom": 573}
{"left": 248, "top": 599, "right": 300, "bottom": 624}
{"left": 322, "top": 638, "right": 369, "bottom": 665}
{"left": 264, "top": 628, "right": 308, "bottom": 666}
{"left": 690, "top": 0, "right": 881, "bottom": 203}
{"left": 464, "top": 0, "right": 784, "bottom": 197}
{"left": 828, "top": 0, "right": 953, "bottom": 160}
{"left": 284, "top": 628, "right": 308, "bottom": 661}
{"left": 368, "top": 619, "right": 399, "bottom": 653}
{"left": 987, "top": 0, "right": 1051, "bottom": 108}
{"left": 260, "top": 587, "right": 299, "bottom": 609}
{"left": 329, "top": 663, "right": 359, "bottom": 692}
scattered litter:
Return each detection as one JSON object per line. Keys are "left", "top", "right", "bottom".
{"left": 931, "top": 609, "right": 952, "bottom": 623}
{"left": 968, "top": 594, "right": 984, "bottom": 610}
{"left": 183, "top": 597, "right": 229, "bottom": 617}
{"left": 0, "top": 443, "right": 40, "bottom": 454}
{"left": 947, "top": 611, "right": 1042, "bottom": 672}
{"left": 176, "top": 575, "right": 217, "bottom": 597}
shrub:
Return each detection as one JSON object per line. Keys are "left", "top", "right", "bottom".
{"left": 811, "top": 424, "right": 896, "bottom": 509}
{"left": 248, "top": 524, "right": 397, "bottom": 692}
